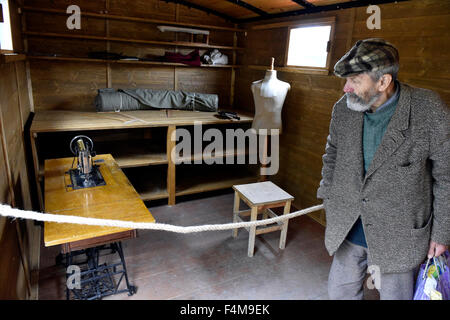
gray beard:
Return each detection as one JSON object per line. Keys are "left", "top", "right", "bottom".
{"left": 346, "top": 92, "right": 381, "bottom": 112}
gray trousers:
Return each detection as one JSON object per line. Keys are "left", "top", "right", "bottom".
{"left": 328, "top": 240, "right": 418, "bottom": 300}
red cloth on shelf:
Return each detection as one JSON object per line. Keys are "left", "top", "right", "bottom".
{"left": 163, "top": 49, "right": 201, "bottom": 66}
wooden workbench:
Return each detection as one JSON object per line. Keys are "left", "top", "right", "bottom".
{"left": 44, "top": 154, "right": 155, "bottom": 252}
{"left": 30, "top": 110, "right": 254, "bottom": 133}
{"left": 31, "top": 110, "right": 257, "bottom": 210}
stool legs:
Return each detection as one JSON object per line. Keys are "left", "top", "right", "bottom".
{"left": 262, "top": 208, "right": 268, "bottom": 220}
{"left": 232, "top": 191, "right": 240, "bottom": 238}
{"left": 248, "top": 206, "right": 258, "bottom": 257}
{"left": 279, "top": 200, "right": 291, "bottom": 250}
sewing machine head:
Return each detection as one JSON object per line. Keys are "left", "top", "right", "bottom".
{"left": 68, "top": 135, "right": 106, "bottom": 190}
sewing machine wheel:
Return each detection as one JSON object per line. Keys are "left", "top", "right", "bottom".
{"left": 70, "top": 135, "right": 94, "bottom": 155}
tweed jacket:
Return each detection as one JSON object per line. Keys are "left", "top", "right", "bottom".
{"left": 317, "top": 82, "right": 450, "bottom": 273}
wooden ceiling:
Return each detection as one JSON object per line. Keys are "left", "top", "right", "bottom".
{"left": 162, "top": 0, "right": 410, "bottom": 23}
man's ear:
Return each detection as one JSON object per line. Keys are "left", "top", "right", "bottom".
{"left": 378, "top": 74, "right": 393, "bottom": 92}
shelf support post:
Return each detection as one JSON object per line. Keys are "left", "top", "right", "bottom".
{"left": 167, "top": 125, "right": 176, "bottom": 205}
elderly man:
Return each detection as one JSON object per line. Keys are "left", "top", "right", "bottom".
{"left": 317, "top": 38, "right": 449, "bottom": 300}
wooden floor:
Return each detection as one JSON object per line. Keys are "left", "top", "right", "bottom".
{"left": 38, "top": 190, "right": 379, "bottom": 300}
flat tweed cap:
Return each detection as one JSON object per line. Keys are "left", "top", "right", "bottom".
{"left": 334, "top": 38, "right": 399, "bottom": 77}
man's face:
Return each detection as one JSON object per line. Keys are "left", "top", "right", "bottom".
{"left": 343, "top": 73, "right": 381, "bottom": 112}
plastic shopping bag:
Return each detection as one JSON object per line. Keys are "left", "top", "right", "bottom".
{"left": 413, "top": 260, "right": 433, "bottom": 300}
{"left": 414, "top": 252, "right": 450, "bottom": 300}
{"left": 436, "top": 252, "right": 450, "bottom": 299}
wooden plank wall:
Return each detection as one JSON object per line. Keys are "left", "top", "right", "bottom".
{"left": 0, "top": 52, "right": 33, "bottom": 300}
{"left": 235, "top": 0, "right": 450, "bottom": 225}
{"left": 0, "top": 0, "right": 38, "bottom": 299}
{"left": 352, "top": 0, "right": 450, "bottom": 104}
{"left": 24, "top": 0, "right": 237, "bottom": 111}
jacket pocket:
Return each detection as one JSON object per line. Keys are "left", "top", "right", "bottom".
{"left": 395, "top": 160, "right": 422, "bottom": 173}
{"left": 411, "top": 214, "right": 432, "bottom": 265}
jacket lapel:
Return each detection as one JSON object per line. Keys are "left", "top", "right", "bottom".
{"left": 352, "top": 111, "right": 365, "bottom": 186}
{"left": 363, "top": 82, "right": 411, "bottom": 183}
{"left": 342, "top": 107, "right": 365, "bottom": 187}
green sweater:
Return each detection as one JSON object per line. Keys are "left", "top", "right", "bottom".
{"left": 346, "top": 83, "right": 400, "bottom": 248}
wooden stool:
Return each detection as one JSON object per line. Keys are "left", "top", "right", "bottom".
{"left": 232, "top": 181, "right": 294, "bottom": 257}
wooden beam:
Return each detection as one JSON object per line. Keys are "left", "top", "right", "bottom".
{"left": 105, "top": 0, "right": 111, "bottom": 88}
{"left": 225, "top": 0, "right": 268, "bottom": 16}
{"left": 250, "top": 16, "right": 335, "bottom": 30}
{"left": 161, "top": 0, "right": 237, "bottom": 23}
{"left": 167, "top": 125, "right": 176, "bottom": 205}
{"left": 27, "top": 55, "right": 238, "bottom": 68}
{"left": 21, "top": 6, "right": 245, "bottom": 32}
{"left": 291, "top": 0, "right": 315, "bottom": 8}
{"left": 230, "top": 24, "right": 237, "bottom": 108}
{"left": 23, "top": 31, "right": 242, "bottom": 50}
{"left": 20, "top": 3, "right": 34, "bottom": 113}
{"left": 238, "top": 0, "right": 410, "bottom": 23}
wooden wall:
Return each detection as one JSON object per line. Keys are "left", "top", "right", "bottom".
{"left": 235, "top": 0, "right": 450, "bottom": 225}
{"left": 24, "top": 0, "right": 238, "bottom": 111}
{"left": 1, "top": 0, "right": 447, "bottom": 299}
{"left": 0, "top": 0, "right": 38, "bottom": 299}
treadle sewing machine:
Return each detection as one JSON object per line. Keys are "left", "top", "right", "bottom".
{"left": 44, "top": 136, "right": 155, "bottom": 300}
{"left": 67, "top": 135, "right": 106, "bottom": 190}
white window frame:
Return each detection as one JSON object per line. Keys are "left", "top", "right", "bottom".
{"left": 0, "top": 0, "right": 14, "bottom": 52}
{"left": 284, "top": 17, "right": 336, "bottom": 74}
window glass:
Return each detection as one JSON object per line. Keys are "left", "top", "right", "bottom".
{"left": 286, "top": 25, "right": 332, "bottom": 68}
{"left": 0, "top": 0, "right": 13, "bottom": 51}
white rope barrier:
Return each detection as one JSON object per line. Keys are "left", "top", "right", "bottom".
{"left": 0, "top": 204, "right": 324, "bottom": 234}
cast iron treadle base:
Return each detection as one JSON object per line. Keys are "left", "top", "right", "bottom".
{"left": 64, "top": 242, "right": 136, "bottom": 300}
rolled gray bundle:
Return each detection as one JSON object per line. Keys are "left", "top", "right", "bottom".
{"left": 95, "top": 88, "right": 218, "bottom": 112}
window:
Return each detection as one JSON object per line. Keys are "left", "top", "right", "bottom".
{"left": 0, "top": 0, "right": 13, "bottom": 51}
{"left": 285, "top": 17, "right": 335, "bottom": 72}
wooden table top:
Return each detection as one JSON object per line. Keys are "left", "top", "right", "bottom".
{"left": 44, "top": 154, "right": 155, "bottom": 247}
{"left": 31, "top": 109, "right": 253, "bottom": 133}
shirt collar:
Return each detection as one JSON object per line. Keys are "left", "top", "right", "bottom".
{"left": 373, "top": 80, "right": 400, "bottom": 113}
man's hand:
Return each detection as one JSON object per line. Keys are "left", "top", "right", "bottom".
{"left": 427, "top": 241, "right": 448, "bottom": 259}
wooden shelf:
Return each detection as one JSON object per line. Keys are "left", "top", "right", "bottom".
{"left": 139, "top": 183, "right": 169, "bottom": 201}
{"left": 23, "top": 31, "right": 243, "bottom": 51}
{"left": 176, "top": 148, "right": 249, "bottom": 164}
{"left": 30, "top": 110, "right": 254, "bottom": 133}
{"left": 176, "top": 165, "right": 258, "bottom": 196}
{"left": 96, "top": 140, "right": 167, "bottom": 168}
{"left": 31, "top": 111, "right": 256, "bottom": 208}
{"left": 21, "top": 6, "right": 246, "bottom": 33}
{"left": 0, "top": 53, "right": 26, "bottom": 64}
{"left": 27, "top": 55, "right": 238, "bottom": 68}
{"left": 124, "top": 166, "right": 168, "bottom": 201}
{"left": 37, "top": 140, "right": 167, "bottom": 178}
{"left": 246, "top": 65, "right": 330, "bottom": 75}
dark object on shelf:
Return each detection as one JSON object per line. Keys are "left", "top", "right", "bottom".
{"left": 215, "top": 110, "right": 240, "bottom": 120}
{"left": 88, "top": 51, "right": 139, "bottom": 61}
{"left": 202, "top": 49, "right": 228, "bottom": 65}
{"left": 163, "top": 49, "right": 201, "bottom": 66}
{"left": 27, "top": 51, "right": 63, "bottom": 57}
{"left": 95, "top": 88, "right": 219, "bottom": 112}
{"left": 140, "top": 54, "right": 165, "bottom": 62}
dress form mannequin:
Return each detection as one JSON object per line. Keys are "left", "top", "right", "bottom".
{"left": 251, "top": 58, "right": 290, "bottom": 134}
{"left": 251, "top": 58, "right": 290, "bottom": 180}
